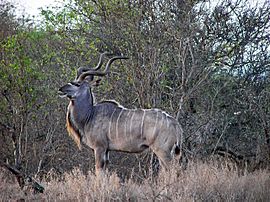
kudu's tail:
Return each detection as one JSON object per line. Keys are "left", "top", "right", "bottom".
{"left": 171, "top": 141, "right": 181, "bottom": 156}
{"left": 173, "top": 143, "right": 181, "bottom": 155}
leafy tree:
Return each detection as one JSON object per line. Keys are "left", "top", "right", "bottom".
{"left": 40, "top": 0, "right": 269, "bottom": 167}
{"left": 1, "top": 0, "right": 269, "bottom": 181}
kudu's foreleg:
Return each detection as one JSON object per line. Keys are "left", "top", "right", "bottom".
{"left": 94, "top": 147, "right": 109, "bottom": 175}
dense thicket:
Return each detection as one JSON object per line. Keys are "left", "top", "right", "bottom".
{"left": 0, "top": 0, "right": 269, "bottom": 180}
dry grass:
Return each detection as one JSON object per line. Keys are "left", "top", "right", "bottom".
{"left": 1, "top": 162, "right": 270, "bottom": 201}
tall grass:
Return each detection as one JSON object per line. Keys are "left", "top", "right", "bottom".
{"left": 1, "top": 162, "right": 270, "bottom": 201}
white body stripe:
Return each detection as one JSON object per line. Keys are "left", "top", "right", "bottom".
{"left": 160, "top": 111, "right": 164, "bottom": 128}
{"left": 129, "top": 111, "right": 135, "bottom": 137}
{"left": 151, "top": 110, "right": 159, "bottom": 138}
{"left": 103, "top": 99, "right": 127, "bottom": 109}
{"left": 108, "top": 108, "right": 117, "bottom": 139}
{"left": 116, "top": 108, "right": 123, "bottom": 140}
{"left": 165, "top": 114, "right": 169, "bottom": 128}
{"left": 124, "top": 110, "right": 131, "bottom": 138}
{"left": 141, "top": 110, "right": 146, "bottom": 138}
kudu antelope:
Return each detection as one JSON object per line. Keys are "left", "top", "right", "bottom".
{"left": 59, "top": 54, "right": 183, "bottom": 174}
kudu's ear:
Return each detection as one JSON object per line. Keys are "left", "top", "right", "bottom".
{"left": 89, "top": 78, "right": 102, "bottom": 87}
{"left": 83, "top": 75, "right": 94, "bottom": 82}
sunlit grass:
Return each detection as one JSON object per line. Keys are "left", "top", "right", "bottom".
{"left": 1, "top": 162, "right": 270, "bottom": 201}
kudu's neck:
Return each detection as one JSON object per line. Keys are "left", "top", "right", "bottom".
{"left": 70, "top": 88, "right": 94, "bottom": 128}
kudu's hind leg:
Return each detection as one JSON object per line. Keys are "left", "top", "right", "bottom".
{"left": 152, "top": 148, "right": 172, "bottom": 170}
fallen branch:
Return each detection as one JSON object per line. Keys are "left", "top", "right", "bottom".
{"left": 0, "top": 160, "right": 44, "bottom": 194}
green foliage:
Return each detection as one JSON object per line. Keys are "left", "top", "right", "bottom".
{"left": 1, "top": 32, "right": 42, "bottom": 95}
{"left": 37, "top": 0, "right": 269, "bottom": 159}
